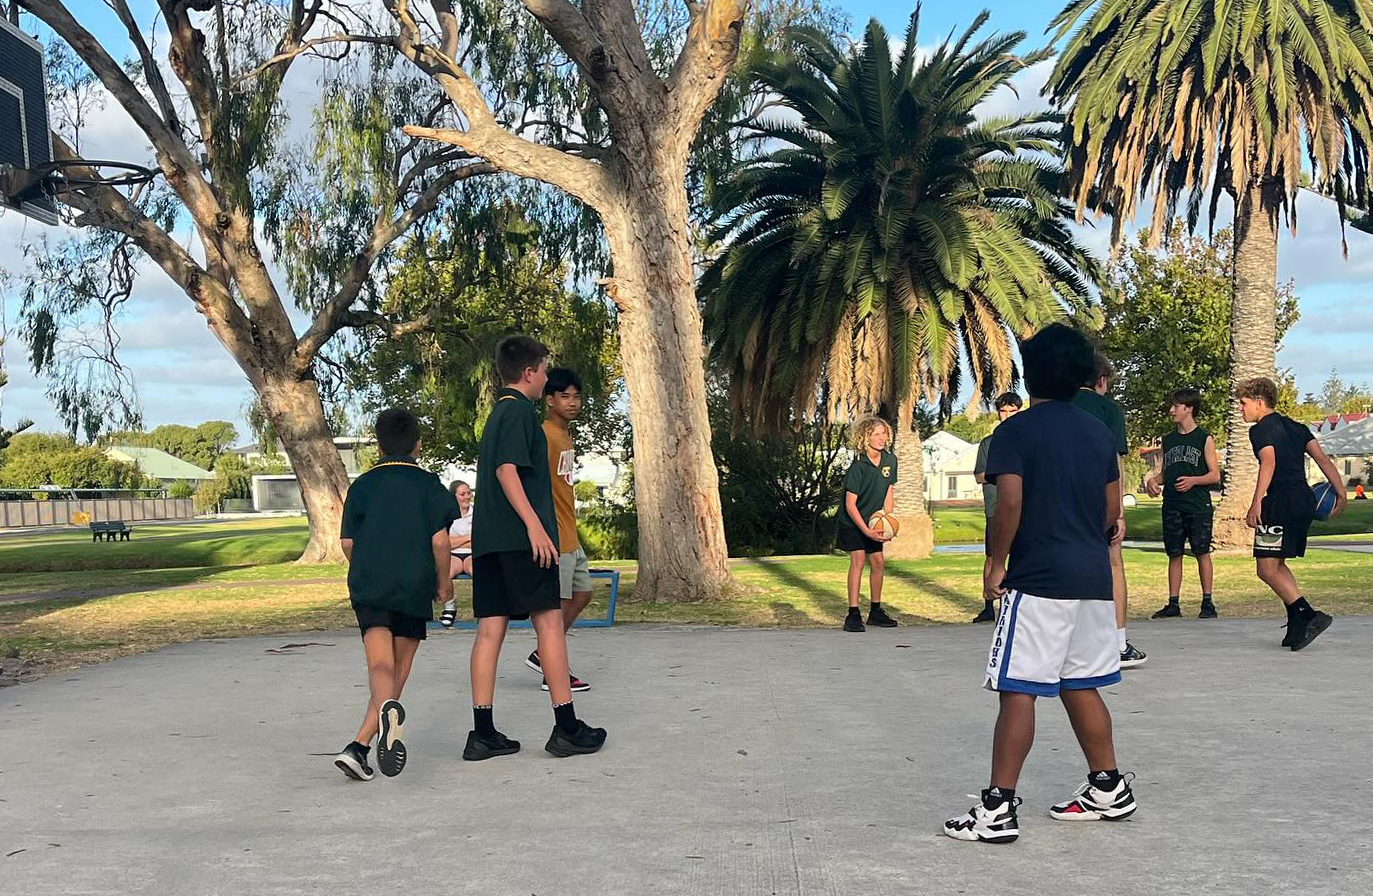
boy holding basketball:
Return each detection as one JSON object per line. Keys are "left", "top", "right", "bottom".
{"left": 836, "top": 416, "right": 899, "bottom": 632}
{"left": 945, "top": 324, "right": 1135, "bottom": 844}
{"left": 333, "top": 408, "right": 459, "bottom": 781}
{"left": 1238, "top": 377, "right": 1346, "bottom": 651}
{"left": 465, "top": 336, "right": 606, "bottom": 761}
{"left": 1146, "top": 388, "right": 1220, "bottom": 619}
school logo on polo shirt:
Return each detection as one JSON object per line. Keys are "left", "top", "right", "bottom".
{"left": 881, "top": 465, "right": 892, "bottom": 478}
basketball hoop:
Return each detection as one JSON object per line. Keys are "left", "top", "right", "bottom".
{"left": 3, "top": 159, "right": 158, "bottom": 202}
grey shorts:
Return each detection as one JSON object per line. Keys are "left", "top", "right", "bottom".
{"left": 558, "top": 548, "right": 592, "bottom": 599}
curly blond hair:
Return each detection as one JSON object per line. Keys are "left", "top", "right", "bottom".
{"left": 851, "top": 415, "right": 892, "bottom": 453}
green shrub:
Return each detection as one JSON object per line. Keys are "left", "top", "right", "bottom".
{"left": 168, "top": 480, "right": 196, "bottom": 499}
{"left": 573, "top": 479, "right": 600, "bottom": 504}
{"left": 193, "top": 477, "right": 229, "bottom": 513}
{"left": 577, "top": 505, "right": 637, "bottom": 560}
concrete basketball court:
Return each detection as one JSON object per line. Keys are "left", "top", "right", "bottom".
{"left": 3, "top": 618, "right": 1370, "bottom": 895}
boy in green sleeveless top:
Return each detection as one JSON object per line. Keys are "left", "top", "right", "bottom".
{"left": 1146, "top": 388, "right": 1221, "bottom": 619}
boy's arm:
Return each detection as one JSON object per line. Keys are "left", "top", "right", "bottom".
{"left": 883, "top": 484, "right": 894, "bottom": 516}
{"left": 1176, "top": 436, "right": 1222, "bottom": 490}
{"left": 432, "top": 530, "right": 454, "bottom": 602}
{"left": 495, "top": 463, "right": 558, "bottom": 568}
{"left": 340, "top": 538, "right": 353, "bottom": 562}
{"left": 985, "top": 474, "right": 1021, "bottom": 601}
{"left": 1110, "top": 456, "right": 1127, "bottom": 545}
{"left": 1247, "top": 447, "right": 1276, "bottom": 528}
{"left": 845, "top": 491, "right": 883, "bottom": 539}
{"left": 1104, "top": 478, "right": 1123, "bottom": 528}
{"left": 1305, "top": 438, "right": 1349, "bottom": 519}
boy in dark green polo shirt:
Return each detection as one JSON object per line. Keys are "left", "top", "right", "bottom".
{"left": 465, "top": 335, "right": 607, "bottom": 761}
{"left": 836, "top": 416, "right": 899, "bottom": 632}
{"left": 333, "top": 408, "right": 459, "bottom": 781}
{"left": 1073, "top": 352, "right": 1147, "bottom": 669}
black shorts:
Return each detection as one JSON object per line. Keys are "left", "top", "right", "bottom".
{"left": 1254, "top": 489, "right": 1315, "bottom": 559}
{"left": 472, "top": 551, "right": 561, "bottom": 619}
{"left": 353, "top": 605, "right": 428, "bottom": 640}
{"left": 836, "top": 527, "right": 883, "bottom": 554}
{"left": 1162, "top": 505, "right": 1214, "bottom": 558}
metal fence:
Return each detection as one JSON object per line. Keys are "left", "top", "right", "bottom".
{"left": 0, "top": 498, "right": 195, "bottom": 528}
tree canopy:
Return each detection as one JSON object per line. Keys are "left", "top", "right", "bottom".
{"left": 100, "top": 422, "right": 239, "bottom": 471}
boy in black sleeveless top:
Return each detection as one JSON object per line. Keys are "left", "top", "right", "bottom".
{"left": 1146, "top": 388, "right": 1220, "bottom": 619}
{"left": 1238, "top": 377, "right": 1347, "bottom": 651}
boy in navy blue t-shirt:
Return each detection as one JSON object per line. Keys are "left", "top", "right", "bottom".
{"left": 944, "top": 324, "right": 1137, "bottom": 844}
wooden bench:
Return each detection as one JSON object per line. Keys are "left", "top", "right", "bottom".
{"left": 434, "top": 568, "right": 621, "bottom": 629}
{"left": 90, "top": 521, "right": 133, "bottom": 542}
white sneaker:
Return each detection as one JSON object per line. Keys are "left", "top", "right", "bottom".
{"left": 1050, "top": 774, "right": 1138, "bottom": 821}
{"left": 943, "top": 790, "right": 1021, "bottom": 843}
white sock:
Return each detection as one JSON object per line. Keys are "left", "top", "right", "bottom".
{"left": 1117, "top": 627, "right": 1128, "bottom": 652}
{"left": 443, "top": 598, "right": 456, "bottom": 611}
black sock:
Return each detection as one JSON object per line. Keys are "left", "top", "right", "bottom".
{"left": 1290, "top": 597, "right": 1315, "bottom": 620}
{"left": 473, "top": 705, "right": 495, "bottom": 737}
{"left": 352, "top": 740, "right": 370, "bottom": 755}
{"left": 983, "top": 786, "right": 1015, "bottom": 808}
{"left": 847, "top": 606, "right": 861, "bottom": 616}
{"left": 1202, "top": 593, "right": 1213, "bottom": 604}
{"left": 553, "top": 701, "right": 578, "bottom": 734}
{"left": 1168, "top": 595, "right": 1180, "bottom": 605}
{"left": 869, "top": 601, "right": 882, "bottom": 612}
{"left": 1089, "top": 769, "right": 1122, "bottom": 791}
{"left": 984, "top": 599, "right": 994, "bottom": 610}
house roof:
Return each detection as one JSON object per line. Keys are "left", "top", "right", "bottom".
{"left": 105, "top": 446, "right": 215, "bottom": 480}
{"left": 1316, "top": 417, "right": 1373, "bottom": 456}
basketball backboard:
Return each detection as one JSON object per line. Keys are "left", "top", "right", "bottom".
{"left": 1, "top": 14, "right": 58, "bottom": 225}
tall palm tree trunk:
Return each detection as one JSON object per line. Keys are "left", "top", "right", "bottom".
{"left": 1214, "top": 178, "right": 1280, "bottom": 548}
{"left": 886, "top": 398, "right": 934, "bottom": 560}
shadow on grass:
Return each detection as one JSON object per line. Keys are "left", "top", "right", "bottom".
{"left": 882, "top": 562, "right": 977, "bottom": 623}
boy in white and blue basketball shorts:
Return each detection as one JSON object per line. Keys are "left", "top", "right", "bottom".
{"left": 945, "top": 324, "right": 1138, "bottom": 844}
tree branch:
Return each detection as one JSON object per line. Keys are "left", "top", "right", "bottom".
{"left": 110, "top": 0, "right": 181, "bottom": 134}
{"left": 239, "top": 33, "right": 398, "bottom": 83}
{"left": 666, "top": 0, "right": 746, "bottom": 155}
{"left": 514, "top": 0, "right": 609, "bottom": 84}
{"left": 292, "top": 159, "right": 499, "bottom": 371}
{"left": 337, "top": 309, "right": 435, "bottom": 339}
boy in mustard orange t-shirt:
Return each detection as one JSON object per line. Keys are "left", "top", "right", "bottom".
{"left": 523, "top": 367, "right": 594, "bottom": 692}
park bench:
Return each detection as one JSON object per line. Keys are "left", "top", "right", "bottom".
{"left": 434, "top": 567, "right": 620, "bottom": 629}
{"left": 90, "top": 521, "right": 133, "bottom": 542}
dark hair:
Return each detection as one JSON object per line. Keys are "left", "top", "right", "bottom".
{"left": 1237, "top": 376, "right": 1278, "bottom": 408}
{"left": 1021, "top": 324, "right": 1096, "bottom": 402}
{"left": 544, "top": 367, "right": 583, "bottom": 396}
{"left": 1086, "top": 349, "right": 1115, "bottom": 387}
{"left": 496, "top": 335, "right": 550, "bottom": 385}
{"left": 449, "top": 479, "right": 470, "bottom": 495}
{"left": 994, "top": 392, "right": 1023, "bottom": 411}
{"left": 1170, "top": 387, "right": 1202, "bottom": 416}
{"left": 375, "top": 408, "right": 420, "bottom": 456}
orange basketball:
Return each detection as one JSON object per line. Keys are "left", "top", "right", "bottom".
{"left": 869, "top": 511, "right": 900, "bottom": 538}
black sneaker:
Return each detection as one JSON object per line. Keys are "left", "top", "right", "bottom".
{"left": 439, "top": 600, "right": 457, "bottom": 627}
{"left": 1152, "top": 603, "right": 1181, "bottom": 619}
{"left": 333, "top": 742, "right": 374, "bottom": 781}
{"left": 1119, "top": 642, "right": 1147, "bottom": 668}
{"left": 1198, "top": 602, "right": 1218, "bottom": 619}
{"left": 463, "top": 729, "right": 521, "bottom": 761}
{"left": 525, "top": 651, "right": 542, "bottom": 674}
{"left": 1289, "top": 612, "right": 1333, "bottom": 652}
{"left": 867, "top": 605, "right": 898, "bottom": 627}
{"left": 943, "top": 790, "right": 1021, "bottom": 843}
{"left": 545, "top": 720, "right": 607, "bottom": 757}
{"left": 375, "top": 699, "right": 407, "bottom": 777}
{"left": 843, "top": 613, "right": 865, "bottom": 633}
{"left": 971, "top": 605, "right": 996, "bottom": 624}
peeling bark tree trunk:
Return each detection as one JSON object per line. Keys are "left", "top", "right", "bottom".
{"left": 1214, "top": 179, "right": 1280, "bottom": 549}
{"left": 602, "top": 156, "right": 730, "bottom": 601}
{"left": 885, "top": 399, "right": 934, "bottom": 560}
{"left": 258, "top": 375, "right": 351, "bottom": 564}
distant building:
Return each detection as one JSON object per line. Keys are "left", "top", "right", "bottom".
{"left": 230, "top": 437, "right": 376, "bottom": 512}
{"left": 104, "top": 446, "right": 214, "bottom": 488}
{"left": 1313, "top": 417, "right": 1373, "bottom": 484}
{"left": 923, "top": 431, "right": 980, "bottom": 502}
{"left": 1310, "top": 412, "right": 1368, "bottom": 434}
{"left": 229, "top": 436, "right": 375, "bottom": 475}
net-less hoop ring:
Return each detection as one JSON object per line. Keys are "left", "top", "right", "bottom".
{"left": 30, "top": 159, "right": 158, "bottom": 193}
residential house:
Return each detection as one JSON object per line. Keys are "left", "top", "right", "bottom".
{"left": 923, "top": 431, "right": 981, "bottom": 502}
{"left": 1313, "top": 417, "right": 1373, "bottom": 485}
{"left": 104, "top": 446, "right": 214, "bottom": 489}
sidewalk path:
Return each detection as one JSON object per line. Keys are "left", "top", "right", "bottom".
{"left": 3, "top": 620, "right": 1369, "bottom": 895}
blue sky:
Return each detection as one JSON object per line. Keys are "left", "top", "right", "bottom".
{"left": 2, "top": 0, "right": 1371, "bottom": 443}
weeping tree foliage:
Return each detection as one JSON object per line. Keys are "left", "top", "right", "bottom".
{"left": 703, "top": 12, "right": 1101, "bottom": 428}
{"left": 359, "top": 204, "right": 622, "bottom": 467}
{"left": 1045, "top": 0, "right": 1373, "bottom": 544}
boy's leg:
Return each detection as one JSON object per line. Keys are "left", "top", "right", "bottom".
{"left": 846, "top": 551, "right": 865, "bottom": 607}
{"left": 1255, "top": 556, "right": 1300, "bottom": 604}
{"left": 353, "top": 626, "right": 398, "bottom": 746}
{"left": 563, "top": 591, "right": 593, "bottom": 630}
{"left": 1167, "top": 556, "right": 1183, "bottom": 601}
{"left": 1112, "top": 544, "right": 1146, "bottom": 665}
{"left": 1198, "top": 553, "right": 1215, "bottom": 593}
{"left": 990, "top": 692, "right": 1037, "bottom": 789}
{"left": 470, "top": 615, "right": 509, "bottom": 706}
{"left": 531, "top": 608, "right": 573, "bottom": 705}
{"left": 869, "top": 551, "right": 885, "bottom": 603}
{"left": 1060, "top": 687, "right": 1116, "bottom": 772}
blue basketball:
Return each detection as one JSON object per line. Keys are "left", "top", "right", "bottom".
{"left": 1312, "top": 482, "right": 1338, "bottom": 521}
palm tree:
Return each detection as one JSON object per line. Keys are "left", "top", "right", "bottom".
{"left": 702, "top": 10, "right": 1101, "bottom": 559}
{"left": 1045, "top": 0, "right": 1373, "bottom": 544}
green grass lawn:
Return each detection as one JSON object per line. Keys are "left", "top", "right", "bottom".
{"left": 0, "top": 518, "right": 310, "bottom": 573}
